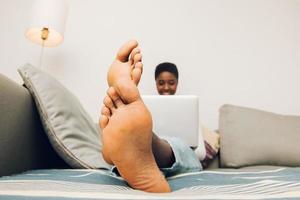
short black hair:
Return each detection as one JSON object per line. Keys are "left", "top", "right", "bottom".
{"left": 155, "top": 62, "right": 179, "bottom": 80}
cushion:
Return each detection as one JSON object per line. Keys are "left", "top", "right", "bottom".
{"left": 18, "top": 64, "right": 110, "bottom": 169}
{"left": 219, "top": 104, "right": 300, "bottom": 168}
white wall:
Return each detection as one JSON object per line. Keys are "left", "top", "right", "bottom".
{"left": 1, "top": 0, "right": 300, "bottom": 129}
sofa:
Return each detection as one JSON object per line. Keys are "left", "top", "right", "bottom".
{"left": 1, "top": 67, "right": 300, "bottom": 200}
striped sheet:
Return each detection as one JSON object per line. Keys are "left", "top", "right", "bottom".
{"left": 1, "top": 168, "right": 300, "bottom": 199}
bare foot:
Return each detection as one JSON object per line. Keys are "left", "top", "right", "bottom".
{"left": 107, "top": 40, "right": 175, "bottom": 169}
{"left": 107, "top": 40, "right": 143, "bottom": 103}
{"left": 99, "top": 41, "right": 171, "bottom": 193}
{"left": 100, "top": 87, "right": 170, "bottom": 193}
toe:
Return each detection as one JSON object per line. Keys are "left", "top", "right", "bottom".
{"left": 101, "top": 105, "right": 111, "bottom": 117}
{"left": 134, "top": 61, "right": 143, "bottom": 74}
{"left": 132, "top": 63, "right": 143, "bottom": 85}
{"left": 115, "top": 79, "right": 140, "bottom": 104}
{"left": 130, "top": 47, "right": 140, "bottom": 63}
{"left": 107, "top": 87, "right": 124, "bottom": 108}
{"left": 116, "top": 40, "right": 138, "bottom": 62}
{"left": 99, "top": 115, "right": 109, "bottom": 130}
{"left": 103, "top": 95, "right": 116, "bottom": 114}
{"left": 133, "top": 53, "right": 142, "bottom": 65}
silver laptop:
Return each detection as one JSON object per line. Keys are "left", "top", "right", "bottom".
{"left": 142, "top": 95, "right": 203, "bottom": 148}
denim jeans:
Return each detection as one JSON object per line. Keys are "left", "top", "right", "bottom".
{"left": 111, "top": 136, "right": 202, "bottom": 177}
{"left": 160, "top": 136, "right": 202, "bottom": 177}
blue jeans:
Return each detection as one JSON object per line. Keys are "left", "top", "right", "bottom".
{"left": 111, "top": 136, "right": 202, "bottom": 177}
{"left": 160, "top": 136, "right": 202, "bottom": 176}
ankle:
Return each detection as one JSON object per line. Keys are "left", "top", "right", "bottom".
{"left": 152, "top": 134, "right": 175, "bottom": 168}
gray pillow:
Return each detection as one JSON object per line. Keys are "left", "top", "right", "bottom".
{"left": 18, "top": 64, "right": 110, "bottom": 169}
{"left": 219, "top": 104, "right": 300, "bottom": 168}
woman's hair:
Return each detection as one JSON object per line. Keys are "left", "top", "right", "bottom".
{"left": 154, "top": 62, "right": 179, "bottom": 80}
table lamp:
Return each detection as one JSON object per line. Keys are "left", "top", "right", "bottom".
{"left": 25, "top": 0, "right": 69, "bottom": 68}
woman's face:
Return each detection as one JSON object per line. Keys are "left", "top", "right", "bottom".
{"left": 155, "top": 71, "right": 178, "bottom": 95}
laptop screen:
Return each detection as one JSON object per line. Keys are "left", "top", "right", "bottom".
{"left": 142, "top": 95, "right": 203, "bottom": 148}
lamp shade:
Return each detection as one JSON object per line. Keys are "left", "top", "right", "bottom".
{"left": 25, "top": 0, "right": 68, "bottom": 47}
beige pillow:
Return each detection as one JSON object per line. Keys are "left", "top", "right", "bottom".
{"left": 219, "top": 104, "right": 300, "bottom": 168}
{"left": 18, "top": 64, "right": 110, "bottom": 169}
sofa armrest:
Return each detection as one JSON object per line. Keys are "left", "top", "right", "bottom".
{"left": 0, "top": 74, "right": 69, "bottom": 177}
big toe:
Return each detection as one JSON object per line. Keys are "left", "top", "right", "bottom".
{"left": 116, "top": 40, "right": 138, "bottom": 62}
{"left": 107, "top": 87, "right": 125, "bottom": 108}
{"left": 115, "top": 79, "right": 140, "bottom": 104}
